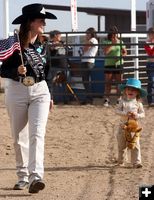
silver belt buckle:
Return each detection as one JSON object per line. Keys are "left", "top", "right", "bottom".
{"left": 22, "top": 76, "right": 35, "bottom": 86}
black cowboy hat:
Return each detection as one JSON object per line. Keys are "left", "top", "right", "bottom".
{"left": 12, "top": 3, "right": 57, "bottom": 24}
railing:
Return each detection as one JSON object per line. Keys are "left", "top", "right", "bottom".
{"left": 48, "top": 31, "right": 150, "bottom": 103}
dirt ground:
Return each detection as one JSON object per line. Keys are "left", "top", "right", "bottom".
{"left": 0, "top": 93, "right": 154, "bottom": 200}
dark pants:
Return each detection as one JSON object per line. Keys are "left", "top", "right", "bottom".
{"left": 82, "top": 62, "right": 94, "bottom": 102}
{"left": 146, "top": 62, "right": 154, "bottom": 104}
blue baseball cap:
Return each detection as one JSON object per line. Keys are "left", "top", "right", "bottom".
{"left": 119, "top": 78, "right": 147, "bottom": 97}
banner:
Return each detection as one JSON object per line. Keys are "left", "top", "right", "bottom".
{"left": 70, "top": 0, "right": 78, "bottom": 31}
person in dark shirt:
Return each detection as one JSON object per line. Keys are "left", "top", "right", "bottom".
{"left": 0, "top": 3, "right": 57, "bottom": 193}
{"left": 144, "top": 27, "right": 154, "bottom": 106}
{"left": 47, "top": 30, "right": 69, "bottom": 104}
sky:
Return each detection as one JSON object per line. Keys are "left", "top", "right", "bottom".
{"left": 0, "top": 0, "right": 148, "bottom": 38}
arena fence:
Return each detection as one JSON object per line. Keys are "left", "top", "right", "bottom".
{"left": 48, "top": 31, "right": 153, "bottom": 103}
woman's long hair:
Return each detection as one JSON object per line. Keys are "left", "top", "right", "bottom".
{"left": 86, "top": 27, "right": 97, "bottom": 39}
{"left": 148, "top": 27, "right": 154, "bottom": 34}
{"left": 19, "top": 19, "right": 35, "bottom": 50}
{"left": 107, "top": 26, "right": 119, "bottom": 41}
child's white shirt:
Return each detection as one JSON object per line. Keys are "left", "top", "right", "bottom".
{"left": 116, "top": 98, "right": 145, "bottom": 122}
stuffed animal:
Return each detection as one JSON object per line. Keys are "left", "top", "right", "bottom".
{"left": 123, "top": 119, "right": 142, "bottom": 149}
{"left": 52, "top": 72, "right": 66, "bottom": 84}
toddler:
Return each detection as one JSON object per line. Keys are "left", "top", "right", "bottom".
{"left": 116, "top": 78, "right": 147, "bottom": 168}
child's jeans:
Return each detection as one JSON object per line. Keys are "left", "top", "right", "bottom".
{"left": 116, "top": 126, "right": 142, "bottom": 165}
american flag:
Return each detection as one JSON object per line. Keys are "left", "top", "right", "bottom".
{"left": 0, "top": 34, "right": 21, "bottom": 61}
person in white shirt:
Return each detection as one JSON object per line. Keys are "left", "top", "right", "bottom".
{"left": 81, "top": 27, "right": 98, "bottom": 104}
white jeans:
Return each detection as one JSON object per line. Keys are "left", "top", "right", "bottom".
{"left": 5, "top": 79, "right": 50, "bottom": 184}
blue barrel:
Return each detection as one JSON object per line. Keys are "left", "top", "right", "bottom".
{"left": 91, "top": 59, "right": 105, "bottom": 97}
{"left": 53, "top": 84, "right": 69, "bottom": 104}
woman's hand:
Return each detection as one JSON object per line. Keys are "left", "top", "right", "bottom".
{"left": 122, "top": 48, "right": 127, "bottom": 56}
{"left": 49, "top": 99, "right": 54, "bottom": 111}
{"left": 18, "top": 65, "right": 27, "bottom": 75}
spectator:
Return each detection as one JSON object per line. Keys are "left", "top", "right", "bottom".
{"left": 144, "top": 27, "right": 154, "bottom": 106}
{"left": 81, "top": 27, "right": 98, "bottom": 104}
{"left": 102, "top": 26, "right": 127, "bottom": 107}
{"left": 47, "top": 30, "right": 69, "bottom": 104}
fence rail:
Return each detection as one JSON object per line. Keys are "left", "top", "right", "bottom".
{"left": 0, "top": 31, "right": 153, "bottom": 104}
{"left": 49, "top": 31, "right": 149, "bottom": 101}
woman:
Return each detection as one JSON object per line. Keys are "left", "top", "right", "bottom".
{"left": 102, "top": 26, "right": 127, "bottom": 107}
{"left": 0, "top": 4, "right": 57, "bottom": 193}
{"left": 81, "top": 27, "right": 98, "bottom": 104}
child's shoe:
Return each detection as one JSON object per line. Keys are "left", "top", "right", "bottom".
{"left": 116, "top": 97, "right": 122, "bottom": 105}
{"left": 104, "top": 98, "right": 110, "bottom": 107}
{"left": 133, "top": 163, "right": 143, "bottom": 168}
{"left": 116, "top": 161, "right": 125, "bottom": 167}
{"left": 119, "top": 162, "right": 125, "bottom": 167}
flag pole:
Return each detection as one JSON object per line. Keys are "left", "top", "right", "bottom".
{"left": 14, "top": 29, "right": 24, "bottom": 66}
{"left": 3, "top": 0, "right": 9, "bottom": 38}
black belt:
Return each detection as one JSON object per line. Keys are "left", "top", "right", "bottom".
{"left": 18, "top": 76, "right": 44, "bottom": 86}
